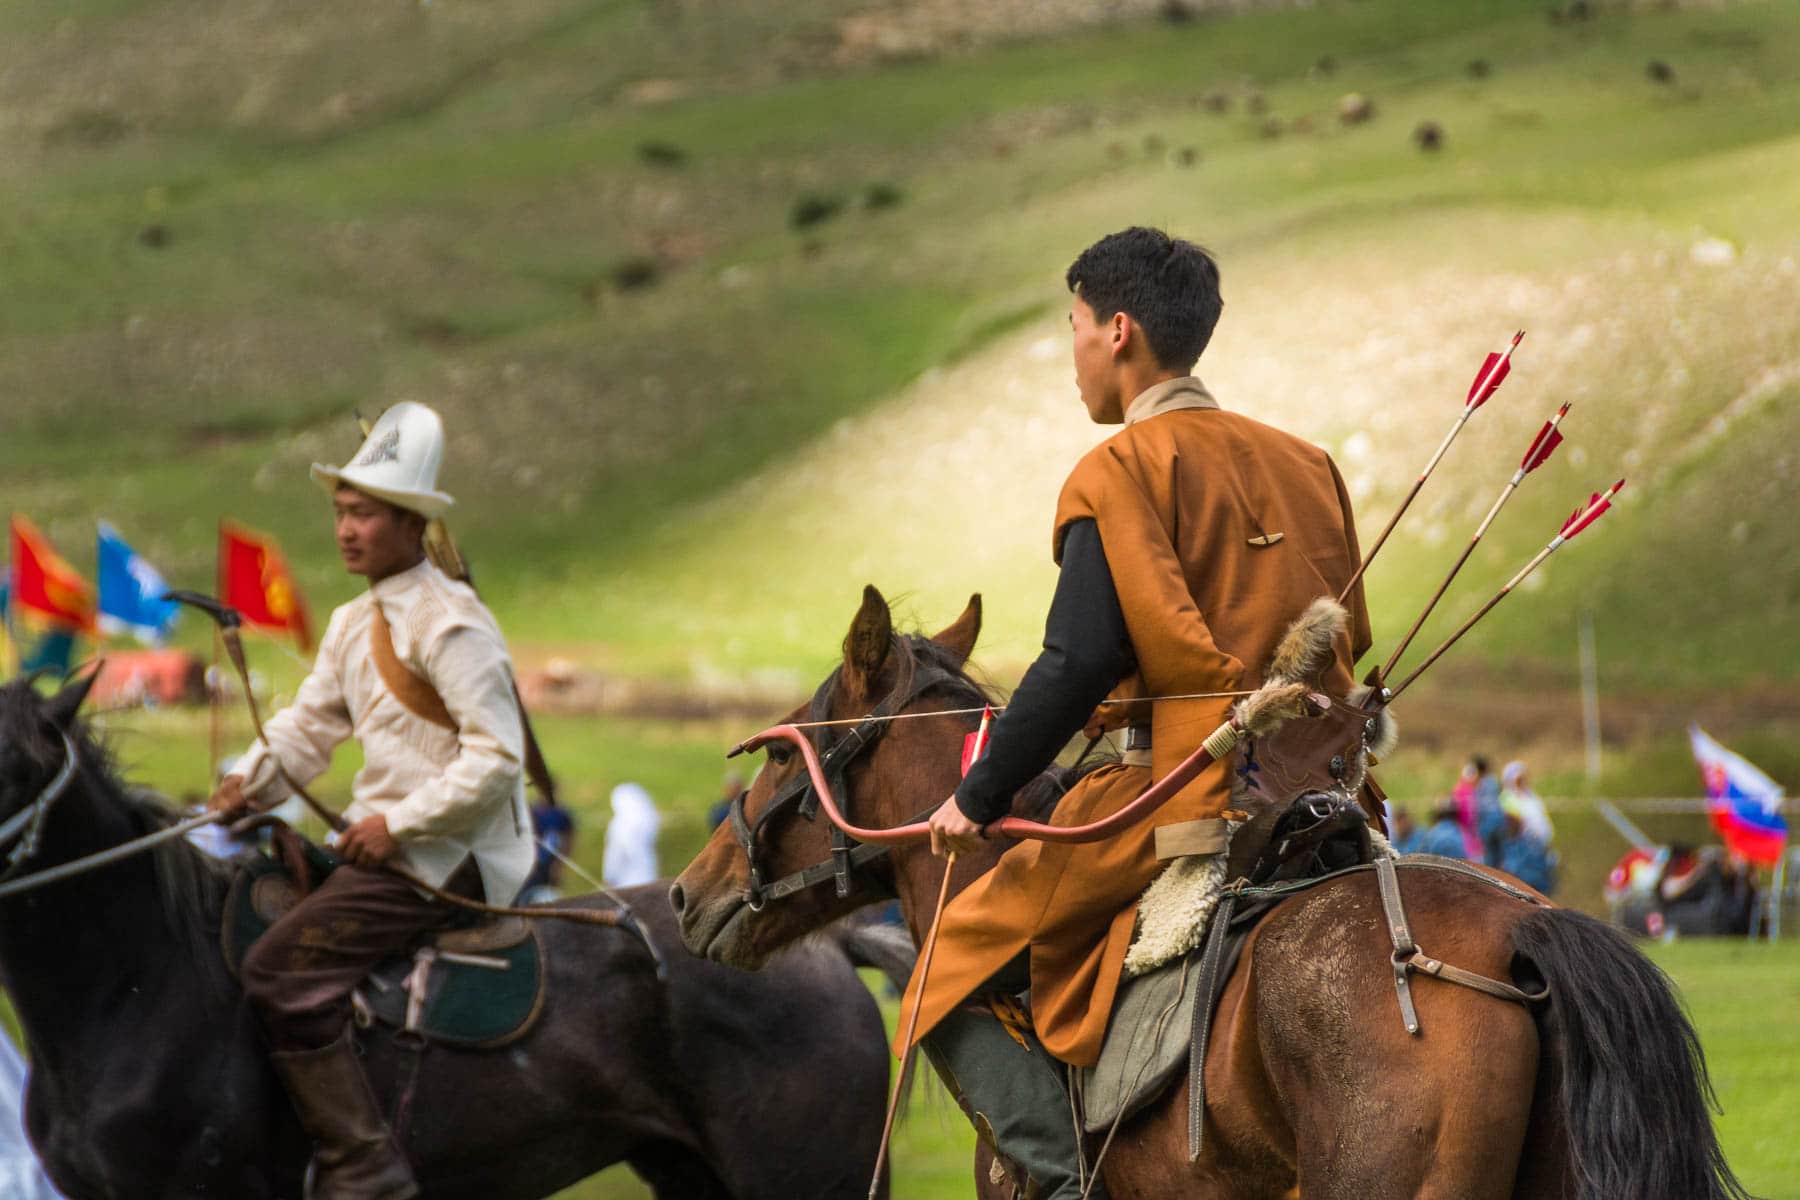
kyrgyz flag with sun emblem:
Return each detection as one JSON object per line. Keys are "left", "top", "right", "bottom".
{"left": 8, "top": 514, "right": 97, "bottom": 633}
{"left": 219, "top": 521, "right": 314, "bottom": 652}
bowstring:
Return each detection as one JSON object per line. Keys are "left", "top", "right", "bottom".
{"left": 771, "top": 690, "right": 1255, "bottom": 732}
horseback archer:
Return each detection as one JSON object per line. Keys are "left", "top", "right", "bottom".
{"left": 909, "top": 227, "right": 1375, "bottom": 1198}
{"left": 210, "top": 402, "right": 534, "bottom": 1200}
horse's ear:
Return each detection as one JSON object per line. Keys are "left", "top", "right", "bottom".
{"left": 841, "top": 585, "right": 893, "bottom": 700}
{"left": 931, "top": 594, "right": 982, "bottom": 668}
{"left": 45, "top": 661, "right": 103, "bottom": 730}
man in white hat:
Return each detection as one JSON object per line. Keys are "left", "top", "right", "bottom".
{"left": 210, "top": 401, "right": 532, "bottom": 1200}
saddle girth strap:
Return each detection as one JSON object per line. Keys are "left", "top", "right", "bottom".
{"left": 369, "top": 601, "right": 458, "bottom": 732}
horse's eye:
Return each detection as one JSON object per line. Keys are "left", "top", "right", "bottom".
{"left": 767, "top": 744, "right": 793, "bottom": 766}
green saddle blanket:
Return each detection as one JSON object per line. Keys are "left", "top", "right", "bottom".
{"left": 221, "top": 846, "right": 545, "bottom": 1049}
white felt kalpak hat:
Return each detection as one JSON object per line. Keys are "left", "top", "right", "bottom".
{"left": 310, "top": 401, "right": 455, "bottom": 518}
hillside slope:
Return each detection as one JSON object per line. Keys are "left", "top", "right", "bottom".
{"left": 2, "top": 0, "right": 1796, "bottom": 693}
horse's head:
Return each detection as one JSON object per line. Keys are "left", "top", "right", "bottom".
{"left": 671, "top": 586, "right": 986, "bottom": 969}
{"left": 0, "top": 669, "right": 98, "bottom": 876}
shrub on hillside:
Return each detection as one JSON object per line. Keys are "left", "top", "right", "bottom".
{"left": 790, "top": 193, "right": 844, "bottom": 230}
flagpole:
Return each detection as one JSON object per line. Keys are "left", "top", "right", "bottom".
{"left": 208, "top": 625, "right": 225, "bottom": 789}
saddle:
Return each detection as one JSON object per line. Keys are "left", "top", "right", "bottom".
{"left": 1077, "top": 792, "right": 1380, "bottom": 1137}
{"left": 220, "top": 834, "right": 545, "bottom": 1049}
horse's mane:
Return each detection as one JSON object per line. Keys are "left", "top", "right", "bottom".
{"left": 0, "top": 680, "right": 232, "bottom": 963}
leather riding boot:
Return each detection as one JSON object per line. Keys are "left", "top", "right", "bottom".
{"left": 922, "top": 1005, "right": 1104, "bottom": 1200}
{"left": 270, "top": 1030, "right": 420, "bottom": 1200}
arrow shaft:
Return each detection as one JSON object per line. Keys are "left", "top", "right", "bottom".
{"left": 869, "top": 851, "right": 958, "bottom": 1198}
{"left": 1338, "top": 409, "right": 1472, "bottom": 605}
{"left": 1387, "top": 540, "right": 1558, "bottom": 700}
{"left": 1379, "top": 474, "right": 1524, "bottom": 680}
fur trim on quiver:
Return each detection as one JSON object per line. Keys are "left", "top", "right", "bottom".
{"left": 1265, "top": 597, "right": 1348, "bottom": 685}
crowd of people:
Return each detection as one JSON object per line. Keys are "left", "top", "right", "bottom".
{"left": 1388, "top": 756, "right": 1559, "bottom": 895}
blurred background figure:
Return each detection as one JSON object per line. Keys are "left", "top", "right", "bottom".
{"left": 707, "top": 771, "right": 746, "bottom": 831}
{"left": 1498, "top": 812, "right": 1558, "bottom": 895}
{"left": 603, "top": 781, "right": 661, "bottom": 887}
{"left": 1451, "top": 763, "right": 1484, "bottom": 859}
{"left": 522, "top": 788, "right": 576, "bottom": 903}
{"left": 1419, "top": 798, "right": 1471, "bottom": 860}
{"left": 1388, "top": 806, "right": 1422, "bottom": 855}
{"left": 1500, "top": 760, "right": 1554, "bottom": 846}
{"left": 1, "top": 1034, "right": 64, "bottom": 1199}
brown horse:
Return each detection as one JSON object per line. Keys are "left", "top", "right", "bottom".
{"left": 671, "top": 588, "right": 1752, "bottom": 1200}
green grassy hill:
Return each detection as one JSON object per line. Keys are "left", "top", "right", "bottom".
{"left": 5, "top": 0, "right": 1798, "bottom": 695}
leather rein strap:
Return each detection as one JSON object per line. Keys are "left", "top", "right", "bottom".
{"left": 0, "top": 729, "right": 82, "bottom": 885}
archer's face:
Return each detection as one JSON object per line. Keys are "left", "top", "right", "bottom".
{"left": 333, "top": 487, "right": 423, "bottom": 581}
{"left": 1070, "top": 295, "right": 1123, "bottom": 424}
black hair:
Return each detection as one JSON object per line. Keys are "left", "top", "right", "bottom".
{"left": 1065, "top": 226, "right": 1223, "bottom": 371}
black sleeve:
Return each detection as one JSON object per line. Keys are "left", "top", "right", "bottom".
{"left": 955, "top": 518, "right": 1135, "bottom": 825}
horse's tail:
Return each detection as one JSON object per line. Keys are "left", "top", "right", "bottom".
{"left": 834, "top": 918, "right": 918, "bottom": 994}
{"left": 1512, "top": 907, "right": 1755, "bottom": 1200}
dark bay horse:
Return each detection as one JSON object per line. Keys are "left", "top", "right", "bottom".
{"left": 671, "top": 588, "right": 1752, "bottom": 1200}
{"left": 0, "top": 674, "right": 910, "bottom": 1199}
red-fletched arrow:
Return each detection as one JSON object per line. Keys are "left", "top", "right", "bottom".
{"left": 1378, "top": 401, "right": 1575, "bottom": 683}
{"left": 1339, "top": 330, "right": 1528, "bottom": 608}
{"left": 1467, "top": 331, "right": 1524, "bottom": 410}
{"left": 1521, "top": 402, "right": 1571, "bottom": 472}
{"left": 1386, "top": 477, "right": 1625, "bottom": 700}
{"left": 1560, "top": 479, "right": 1624, "bottom": 541}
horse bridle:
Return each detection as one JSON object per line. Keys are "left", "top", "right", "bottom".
{"left": 0, "top": 729, "right": 81, "bottom": 884}
{"left": 728, "top": 644, "right": 985, "bottom": 911}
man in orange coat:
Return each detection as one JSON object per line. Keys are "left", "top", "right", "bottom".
{"left": 910, "top": 227, "right": 1371, "bottom": 1198}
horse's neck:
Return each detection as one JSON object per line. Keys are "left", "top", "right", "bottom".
{"left": 0, "top": 778, "right": 224, "bottom": 1068}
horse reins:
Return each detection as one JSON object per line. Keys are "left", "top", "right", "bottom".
{"left": 726, "top": 640, "right": 988, "bottom": 910}
{"left": 161, "top": 591, "right": 646, "bottom": 937}
{"left": 0, "top": 728, "right": 82, "bottom": 886}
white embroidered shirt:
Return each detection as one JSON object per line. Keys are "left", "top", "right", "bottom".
{"left": 234, "top": 560, "right": 534, "bottom": 904}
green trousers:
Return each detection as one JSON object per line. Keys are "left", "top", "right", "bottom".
{"left": 920, "top": 1000, "right": 1103, "bottom": 1200}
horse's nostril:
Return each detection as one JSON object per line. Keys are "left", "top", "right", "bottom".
{"left": 667, "top": 882, "right": 686, "bottom": 916}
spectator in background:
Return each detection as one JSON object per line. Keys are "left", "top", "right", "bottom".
{"left": 1451, "top": 764, "right": 1484, "bottom": 859}
{"left": 1389, "top": 807, "right": 1422, "bottom": 855}
{"left": 603, "top": 782, "right": 661, "bottom": 887}
{"left": 1500, "top": 760, "right": 1554, "bottom": 847}
{"left": 1, "top": 1033, "right": 64, "bottom": 1198}
{"left": 522, "top": 790, "right": 576, "bottom": 902}
{"left": 1418, "top": 799, "right": 1470, "bottom": 859}
{"left": 1471, "top": 755, "right": 1506, "bottom": 864}
{"left": 707, "top": 771, "right": 746, "bottom": 831}
{"left": 1498, "top": 812, "right": 1557, "bottom": 895}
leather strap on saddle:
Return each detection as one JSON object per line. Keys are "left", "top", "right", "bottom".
{"left": 369, "top": 601, "right": 458, "bottom": 733}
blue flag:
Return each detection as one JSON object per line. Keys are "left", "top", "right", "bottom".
{"left": 96, "top": 522, "right": 179, "bottom": 645}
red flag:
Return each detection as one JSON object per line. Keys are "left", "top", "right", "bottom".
{"left": 8, "top": 515, "right": 97, "bottom": 633}
{"left": 219, "top": 521, "right": 313, "bottom": 652}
